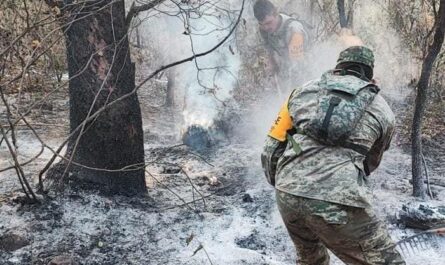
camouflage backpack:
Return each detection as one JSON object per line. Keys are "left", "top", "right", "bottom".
{"left": 301, "top": 72, "right": 379, "bottom": 150}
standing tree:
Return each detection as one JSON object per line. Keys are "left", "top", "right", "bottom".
{"left": 337, "top": 0, "right": 355, "bottom": 29}
{"left": 44, "top": 0, "right": 150, "bottom": 195}
{"left": 40, "top": 0, "right": 243, "bottom": 195}
{"left": 0, "top": 0, "right": 244, "bottom": 197}
{"left": 412, "top": 0, "right": 445, "bottom": 198}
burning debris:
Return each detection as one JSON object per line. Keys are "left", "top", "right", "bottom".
{"left": 142, "top": 1, "right": 241, "bottom": 152}
{"left": 398, "top": 204, "right": 445, "bottom": 230}
{"left": 181, "top": 122, "right": 230, "bottom": 151}
{"left": 394, "top": 204, "right": 445, "bottom": 258}
{"left": 182, "top": 125, "right": 213, "bottom": 150}
{"left": 181, "top": 102, "right": 241, "bottom": 151}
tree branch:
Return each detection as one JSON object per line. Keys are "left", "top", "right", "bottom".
{"left": 61, "top": 0, "right": 246, "bottom": 159}
{"left": 125, "top": 0, "right": 167, "bottom": 29}
{"left": 36, "top": 0, "right": 245, "bottom": 192}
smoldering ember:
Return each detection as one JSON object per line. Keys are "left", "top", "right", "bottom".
{"left": 1, "top": 0, "right": 445, "bottom": 265}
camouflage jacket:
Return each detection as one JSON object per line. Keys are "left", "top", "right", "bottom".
{"left": 261, "top": 71, "right": 395, "bottom": 208}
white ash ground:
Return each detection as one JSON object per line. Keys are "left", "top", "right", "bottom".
{"left": 1, "top": 89, "right": 445, "bottom": 265}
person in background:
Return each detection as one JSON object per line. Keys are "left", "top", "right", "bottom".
{"left": 253, "top": 0, "right": 310, "bottom": 91}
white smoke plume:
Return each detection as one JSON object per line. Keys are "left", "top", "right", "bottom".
{"left": 131, "top": 0, "right": 417, "bottom": 144}
{"left": 133, "top": 0, "right": 242, "bottom": 130}
{"left": 244, "top": 0, "right": 418, "bottom": 145}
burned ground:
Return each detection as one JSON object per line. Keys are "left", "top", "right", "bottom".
{"left": 1, "top": 85, "right": 445, "bottom": 265}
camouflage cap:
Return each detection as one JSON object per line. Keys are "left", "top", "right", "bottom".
{"left": 337, "top": 46, "right": 374, "bottom": 68}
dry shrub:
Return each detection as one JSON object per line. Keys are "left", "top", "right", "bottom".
{"left": 0, "top": 0, "right": 66, "bottom": 94}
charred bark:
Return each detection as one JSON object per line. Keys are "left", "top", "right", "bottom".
{"left": 166, "top": 70, "right": 175, "bottom": 107}
{"left": 412, "top": 0, "right": 445, "bottom": 198}
{"left": 337, "top": 0, "right": 348, "bottom": 28}
{"left": 62, "top": 0, "right": 146, "bottom": 195}
{"left": 337, "top": 0, "right": 354, "bottom": 29}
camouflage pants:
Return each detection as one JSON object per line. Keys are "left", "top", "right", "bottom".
{"left": 276, "top": 191, "right": 405, "bottom": 265}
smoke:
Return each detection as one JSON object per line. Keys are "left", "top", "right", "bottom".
{"left": 304, "top": 3, "right": 417, "bottom": 91}
{"left": 296, "top": 0, "right": 417, "bottom": 97}
{"left": 134, "top": 0, "right": 242, "bottom": 132}
{"left": 354, "top": 1, "right": 418, "bottom": 99}
{"left": 133, "top": 0, "right": 417, "bottom": 146}
{"left": 242, "top": 0, "right": 418, "bottom": 146}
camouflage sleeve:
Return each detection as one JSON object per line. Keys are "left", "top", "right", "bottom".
{"left": 364, "top": 98, "right": 396, "bottom": 175}
{"left": 261, "top": 90, "right": 300, "bottom": 185}
{"left": 261, "top": 136, "right": 287, "bottom": 186}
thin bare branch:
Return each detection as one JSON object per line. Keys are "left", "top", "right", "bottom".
{"left": 125, "top": 0, "right": 168, "bottom": 29}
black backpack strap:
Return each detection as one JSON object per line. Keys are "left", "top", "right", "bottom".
{"left": 343, "top": 142, "right": 369, "bottom": 156}
{"left": 320, "top": 96, "right": 341, "bottom": 139}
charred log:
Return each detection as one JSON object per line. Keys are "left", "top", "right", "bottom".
{"left": 398, "top": 204, "right": 445, "bottom": 230}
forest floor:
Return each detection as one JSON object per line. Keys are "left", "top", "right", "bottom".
{"left": 1, "top": 82, "right": 445, "bottom": 265}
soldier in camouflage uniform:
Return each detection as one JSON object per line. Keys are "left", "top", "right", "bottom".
{"left": 253, "top": 0, "right": 309, "bottom": 90}
{"left": 261, "top": 46, "right": 405, "bottom": 265}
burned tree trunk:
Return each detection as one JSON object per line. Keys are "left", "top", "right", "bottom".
{"left": 61, "top": 0, "right": 146, "bottom": 194}
{"left": 412, "top": 0, "right": 445, "bottom": 198}
{"left": 337, "top": 0, "right": 354, "bottom": 29}
{"left": 337, "top": 0, "right": 348, "bottom": 28}
{"left": 166, "top": 70, "right": 175, "bottom": 107}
